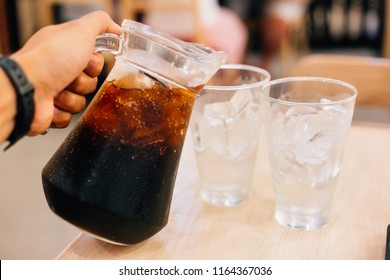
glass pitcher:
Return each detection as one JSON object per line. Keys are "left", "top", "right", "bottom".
{"left": 41, "top": 20, "right": 227, "bottom": 245}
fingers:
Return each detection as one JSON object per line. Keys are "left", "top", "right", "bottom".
{"left": 78, "top": 11, "right": 122, "bottom": 36}
{"left": 54, "top": 90, "right": 87, "bottom": 114}
{"left": 51, "top": 107, "right": 72, "bottom": 129}
{"left": 36, "top": 90, "right": 85, "bottom": 133}
{"left": 49, "top": 52, "right": 104, "bottom": 131}
{"left": 67, "top": 53, "right": 104, "bottom": 94}
{"left": 66, "top": 73, "right": 98, "bottom": 95}
{"left": 27, "top": 98, "right": 54, "bottom": 136}
{"left": 84, "top": 52, "right": 105, "bottom": 77}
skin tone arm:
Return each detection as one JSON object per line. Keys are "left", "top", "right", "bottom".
{"left": 0, "top": 11, "right": 122, "bottom": 145}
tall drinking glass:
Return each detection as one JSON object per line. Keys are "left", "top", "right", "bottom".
{"left": 261, "top": 77, "right": 357, "bottom": 230}
{"left": 190, "top": 64, "right": 270, "bottom": 206}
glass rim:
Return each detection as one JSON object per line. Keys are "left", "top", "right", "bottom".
{"left": 204, "top": 63, "right": 271, "bottom": 91}
{"left": 260, "top": 76, "right": 358, "bottom": 106}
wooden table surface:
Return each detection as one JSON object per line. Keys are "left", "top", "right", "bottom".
{"left": 56, "top": 123, "right": 390, "bottom": 260}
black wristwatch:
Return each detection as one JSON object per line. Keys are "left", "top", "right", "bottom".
{"left": 0, "top": 55, "right": 35, "bottom": 150}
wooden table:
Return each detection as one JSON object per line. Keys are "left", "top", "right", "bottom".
{"left": 56, "top": 123, "right": 390, "bottom": 260}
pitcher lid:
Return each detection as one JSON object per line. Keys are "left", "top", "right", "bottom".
{"left": 118, "top": 20, "right": 228, "bottom": 89}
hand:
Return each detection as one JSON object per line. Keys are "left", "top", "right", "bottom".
{"left": 51, "top": 52, "right": 104, "bottom": 129}
{"left": 11, "top": 11, "right": 122, "bottom": 135}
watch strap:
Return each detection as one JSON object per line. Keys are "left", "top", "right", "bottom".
{"left": 0, "top": 55, "right": 35, "bottom": 150}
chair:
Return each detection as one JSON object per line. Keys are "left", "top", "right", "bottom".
{"left": 290, "top": 54, "right": 390, "bottom": 108}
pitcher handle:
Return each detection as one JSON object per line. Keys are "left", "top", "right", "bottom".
{"left": 95, "top": 33, "right": 123, "bottom": 55}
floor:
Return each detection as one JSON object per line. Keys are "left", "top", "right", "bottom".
{"left": 0, "top": 119, "right": 81, "bottom": 260}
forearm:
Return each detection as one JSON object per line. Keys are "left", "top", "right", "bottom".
{"left": 0, "top": 68, "right": 17, "bottom": 144}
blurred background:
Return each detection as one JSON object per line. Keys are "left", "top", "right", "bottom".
{"left": 0, "top": 0, "right": 389, "bottom": 259}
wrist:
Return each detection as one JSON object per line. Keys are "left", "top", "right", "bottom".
{"left": 0, "top": 55, "right": 35, "bottom": 150}
{"left": 11, "top": 52, "right": 47, "bottom": 99}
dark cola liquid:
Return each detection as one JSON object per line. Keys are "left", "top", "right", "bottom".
{"left": 42, "top": 78, "right": 196, "bottom": 245}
